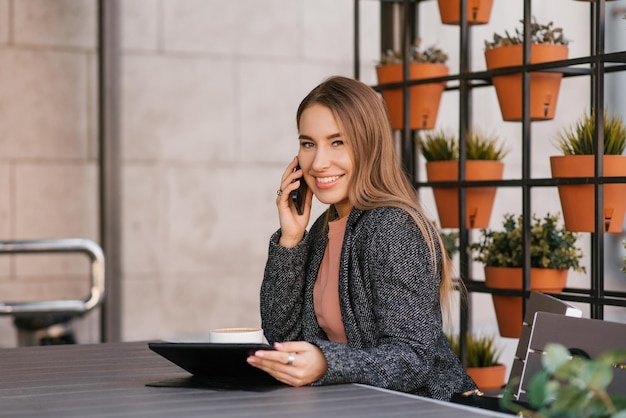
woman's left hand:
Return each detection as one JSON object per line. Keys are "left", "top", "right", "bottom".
{"left": 247, "top": 341, "right": 327, "bottom": 387}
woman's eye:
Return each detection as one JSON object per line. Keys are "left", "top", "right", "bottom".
{"left": 300, "top": 141, "right": 314, "bottom": 149}
{"left": 332, "top": 140, "right": 344, "bottom": 147}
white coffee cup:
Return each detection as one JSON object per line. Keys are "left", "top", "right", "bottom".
{"left": 209, "top": 327, "right": 264, "bottom": 344}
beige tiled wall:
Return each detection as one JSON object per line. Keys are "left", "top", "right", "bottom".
{"left": 0, "top": 165, "right": 10, "bottom": 277}
{"left": 0, "top": 0, "right": 379, "bottom": 346}
{"left": 0, "top": 0, "right": 8, "bottom": 43}
{"left": 13, "top": 0, "right": 96, "bottom": 48}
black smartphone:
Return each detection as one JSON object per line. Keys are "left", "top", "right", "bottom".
{"left": 291, "top": 165, "right": 308, "bottom": 215}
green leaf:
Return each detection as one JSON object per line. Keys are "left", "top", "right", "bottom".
{"left": 527, "top": 370, "right": 551, "bottom": 409}
{"left": 596, "top": 348, "right": 626, "bottom": 367}
{"left": 611, "top": 394, "right": 626, "bottom": 412}
{"left": 543, "top": 343, "right": 572, "bottom": 373}
{"left": 578, "top": 361, "right": 613, "bottom": 392}
{"left": 552, "top": 356, "right": 585, "bottom": 383}
{"left": 549, "top": 384, "right": 588, "bottom": 412}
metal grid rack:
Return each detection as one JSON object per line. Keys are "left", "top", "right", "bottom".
{"left": 353, "top": 0, "right": 626, "bottom": 360}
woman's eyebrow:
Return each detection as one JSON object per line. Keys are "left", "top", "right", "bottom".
{"left": 298, "top": 133, "right": 342, "bottom": 140}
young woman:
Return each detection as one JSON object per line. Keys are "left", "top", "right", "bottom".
{"left": 247, "top": 76, "right": 476, "bottom": 400}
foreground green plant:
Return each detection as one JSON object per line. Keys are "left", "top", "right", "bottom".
{"left": 501, "top": 343, "right": 626, "bottom": 417}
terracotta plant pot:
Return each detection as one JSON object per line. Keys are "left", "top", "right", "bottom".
{"left": 550, "top": 155, "right": 626, "bottom": 233}
{"left": 376, "top": 63, "right": 448, "bottom": 130}
{"left": 485, "top": 267, "right": 568, "bottom": 338}
{"left": 426, "top": 160, "right": 504, "bottom": 228}
{"left": 466, "top": 364, "right": 507, "bottom": 392}
{"left": 437, "top": 0, "right": 494, "bottom": 25}
{"left": 485, "top": 44, "right": 569, "bottom": 121}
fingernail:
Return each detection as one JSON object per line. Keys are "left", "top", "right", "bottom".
{"left": 274, "top": 342, "right": 283, "bottom": 349}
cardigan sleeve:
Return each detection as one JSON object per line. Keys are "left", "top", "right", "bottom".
{"left": 310, "top": 208, "right": 474, "bottom": 400}
{"left": 259, "top": 229, "right": 310, "bottom": 343}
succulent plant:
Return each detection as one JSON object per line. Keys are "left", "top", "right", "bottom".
{"left": 484, "top": 17, "right": 569, "bottom": 50}
{"left": 379, "top": 40, "right": 448, "bottom": 65}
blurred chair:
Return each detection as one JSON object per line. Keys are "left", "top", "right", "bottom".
{"left": 0, "top": 239, "right": 105, "bottom": 346}
{"left": 453, "top": 291, "right": 583, "bottom": 412}
{"left": 508, "top": 291, "right": 582, "bottom": 399}
{"left": 513, "top": 310, "right": 626, "bottom": 400}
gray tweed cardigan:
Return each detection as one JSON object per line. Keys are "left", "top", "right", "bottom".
{"left": 260, "top": 206, "right": 476, "bottom": 400}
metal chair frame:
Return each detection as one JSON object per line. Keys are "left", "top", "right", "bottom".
{"left": 0, "top": 239, "right": 105, "bottom": 316}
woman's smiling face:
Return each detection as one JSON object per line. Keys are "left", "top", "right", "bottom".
{"left": 297, "top": 104, "right": 353, "bottom": 218}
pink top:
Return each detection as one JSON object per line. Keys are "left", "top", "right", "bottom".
{"left": 313, "top": 216, "right": 348, "bottom": 343}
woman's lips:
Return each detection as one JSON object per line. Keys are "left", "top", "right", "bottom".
{"left": 314, "top": 175, "right": 342, "bottom": 189}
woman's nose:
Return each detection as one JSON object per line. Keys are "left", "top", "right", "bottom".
{"left": 311, "top": 149, "right": 330, "bottom": 171}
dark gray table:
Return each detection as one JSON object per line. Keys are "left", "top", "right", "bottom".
{"left": 0, "top": 342, "right": 510, "bottom": 417}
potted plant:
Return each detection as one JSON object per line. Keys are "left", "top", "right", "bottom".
{"left": 442, "top": 228, "right": 460, "bottom": 260}
{"left": 376, "top": 41, "right": 449, "bottom": 130}
{"left": 447, "top": 332, "right": 506, "bottom": 392}
{"left": 469, "top": 212, "right": 585, "bottom": 338}
{"left": 418, "top": 129, "right": 508, "bottom": 228}
{"left": 484, "top": 18, "right": 569, "bottom": 121}
{"left": 437, "top": 0, "right": 494, "bottom": 25}
{"left": 501, "top": 343, "right": 626, "bottom": 417}
{"left": 550, "top": 110, "right": 626, "bottom": 233}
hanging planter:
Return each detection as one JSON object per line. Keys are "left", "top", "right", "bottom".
{"left": 447, "top": 332, "right": 505, "bottom": 392}
{"left": 467, "top": 364, "right": 507, "bottom": 392}
{"left": 377, "top": 42, "right": 449, "bottom": 130}
{"left": 437, "top": 0, "right": 494, "bottom": 25}
{"left": 426, "top": 161, "right": 504, "bottom": 228}
{"left": 484, "top": 18, "right": 569, "bottom": 122}
{"left": 550, "top": 111, "right": 626, "bottom": 233}
{"left": 485, "top": 267, "right": 568, "bottom": 338}
{"left": 470, "top": 213, "right": 585, "bottom": 338}
{"left": 418, "top": 130, "right": 507, "bottom": 228}
{"left": 551, "top": 156, "right": 626, "bottom": 233}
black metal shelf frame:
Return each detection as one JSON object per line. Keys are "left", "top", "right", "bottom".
{"left": 353, "top": 0, "right": 626, "bottom": 360}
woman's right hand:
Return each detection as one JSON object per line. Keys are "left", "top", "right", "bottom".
{"left": 276, "top": 157, "right": 312, "bottom": 248}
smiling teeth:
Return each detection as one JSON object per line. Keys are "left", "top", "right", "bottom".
{"left": 316, "top": 176, "right": 340, "bottom": 184}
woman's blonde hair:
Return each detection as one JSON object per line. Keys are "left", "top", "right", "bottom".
{"left": 296, "top": 75, "right": 454, "bottom": 317}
